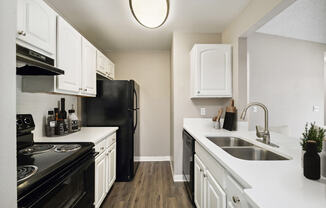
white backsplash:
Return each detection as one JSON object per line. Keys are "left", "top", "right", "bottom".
{"left": 16, "top": 76, "right": 78, "bottom": 138}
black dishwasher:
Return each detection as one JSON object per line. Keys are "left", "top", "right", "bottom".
{"left": 183, "top": 130, "right": 195, "bottom": 203}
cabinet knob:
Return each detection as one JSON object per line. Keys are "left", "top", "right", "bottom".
{"left": 203, "top": 173, "right": 207, "bottom": 178}
{"left": 199, "top": 169, "right": 203, "bottom": 172}
{"left": 100, "top": 147, "right": 104, "bottom": 150}
{"left": 232, "top": 196, "right": 240, "bottom": 204}
{"left": 18, "top": 30, "right": 26, "bottom": 36}
{"left": 84, "top": 89, "right": 88, "bottom": 92}
{"left": 197, "top": 91, "right": 200, "bottom": 94}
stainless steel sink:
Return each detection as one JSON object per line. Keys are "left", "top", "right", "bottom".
{"left": 222, "top": 147, "right": 288, "bottom": 161}
{"left": 207, "top": 136, "right": 254, "bottom": 147}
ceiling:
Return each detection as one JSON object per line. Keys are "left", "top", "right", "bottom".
{"left": 45, "top": 0, "right": 250, "bottom": 52}
{"left": 257, "top": 0, "right": 326, "bottom": 44}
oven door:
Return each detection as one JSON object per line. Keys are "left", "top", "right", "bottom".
{"left": 182, "top": 130, "right": 195, "bottom": 202}
{"left": 18, "top": 152, "right": 95, "bottom": 208}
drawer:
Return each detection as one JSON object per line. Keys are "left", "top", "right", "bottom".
{"left": 106, "top": 133, "right": 117, "bottom": 148}
{"left": 226, "top": 175, "right": 249, "bottom": 208}
{"left": 95, "top": 139, "right": 107, "bottom": 155}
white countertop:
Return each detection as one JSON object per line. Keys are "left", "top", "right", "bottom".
{"left": 35, "top": 127, "right": 118, "bottom": 145}
{"left": 183, "top": 118, "right": 326, "bottom": 208}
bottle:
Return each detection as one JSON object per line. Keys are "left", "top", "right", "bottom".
{"left": 55, "top": 104, "right": 65, "bottom": 135}
{"left": 45, "top": 111, "right": 55, "bottom": 137}
{"left": 68, "top": 105, "right": 79, "bottom": 133}
{"left": 303, "top": 140, "right": 320, "bottom": 180}
{"left": 321, "top": 139, "right": 326, "bottom": 178}
{"left": 60, "top": 98, "right": 68, "bottom": 134}
{"left": 54, "top": 108, "right": 59, "bottom": 121}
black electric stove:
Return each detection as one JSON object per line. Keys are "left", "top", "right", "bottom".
{"left": 17, "top": 114, "right": 96, "bottom": 208}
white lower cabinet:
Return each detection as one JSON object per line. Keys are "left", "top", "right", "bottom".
{"left": 195, "top": 154, "right": 226, "bottom": 208}
{"left": 206, "top": 170, "right": 226, "bottom": 208}
{"left": 106, "top": 143, "right": 116, "bottom": 193}
{"left": 195, "top": 141, "right": 252, "bottom": 208}
{"left": 95, "top": 151, "right": 106, "bottom": 208}
{"left": 94, "top": 133, "right": 117, "bottom": 208}
{"left": 195, "top": 155, "right": 205, "bottom": 208}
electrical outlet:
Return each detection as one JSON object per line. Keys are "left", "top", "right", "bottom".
{"left": 313, "top": 105, "right": 320, "bottom": 112}
{"left": 200, "top": 108, "right": 206, "bottom": 116}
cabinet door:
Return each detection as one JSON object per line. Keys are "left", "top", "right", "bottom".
{"left": 17, "top": 0, "right": 56, "bottom": 55}
{"left": 191, "top": 44, "right": 232, "bottom": 98}
{"left": 95, "top": 152, "right": 106, "bottom": 208}
{"left": 195, "top": 155, "right": 205, "bottom": 208}
{"left": 56, "top": 16, "right": 82, "bottom": 93}
{"left": 205, "top": 170, "right": 226, "bottom": 208}
{"left": 81, "top": 38, "right": 97, "bottom": 96}
{"left": 96, "top": 50, "right": 106, "bottom": 76}
{"left": 108, "top": 143, "right": 116, "bottom": 187}
{"left": 108, "top": 60, "right": 115, "bottom": 80}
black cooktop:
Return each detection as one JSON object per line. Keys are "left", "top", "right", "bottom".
{"left": 17, "top": 142, "right": 94, "bottom": 197}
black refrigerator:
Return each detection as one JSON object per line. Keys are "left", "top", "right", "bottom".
{"left": 82, "top": 80, "right": 139, "bottom": 181}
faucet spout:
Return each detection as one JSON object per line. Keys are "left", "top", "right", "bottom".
{"left": 240, "top": 102, "right": 276, "bottom": 147}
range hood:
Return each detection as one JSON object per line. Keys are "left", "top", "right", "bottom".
{"left": 16, "top": 45, "right": 64, "bottom": 76}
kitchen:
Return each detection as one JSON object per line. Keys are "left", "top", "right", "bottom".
{"left": 1, "top": 0, "right": 326, "bottom": 208}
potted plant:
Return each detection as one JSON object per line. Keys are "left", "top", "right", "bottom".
{"left": 301, "top": 123, "right": 325, "bottom": 153}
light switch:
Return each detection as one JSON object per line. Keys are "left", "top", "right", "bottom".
{"left": 200, "top": 108, "right": 206, "bottom": 116}
{"left": 313, "top": 105, "right": 320, "bottom": 112}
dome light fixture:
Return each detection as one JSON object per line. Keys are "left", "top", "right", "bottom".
{"left": 129, "top": 0, "right": 169, "bottom": 29}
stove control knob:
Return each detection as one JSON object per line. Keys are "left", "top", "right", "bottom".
{"left": 24, "top": 118, "right": 31, "bottom": 125}
{"left": 17, "top": 119, "right": 23, "bottom": 126}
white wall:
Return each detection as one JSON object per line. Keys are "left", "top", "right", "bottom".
{"left": 0, "top": 0, "right": 17, "bottom": 207}
{"left": 248, "top": 33, "right": 326, "bottom": 137}
{"left": 171, "top": 32, "right": 231, "bottom": 176}
{"left": 107, "top": 51, "right": 171, "bottom": 158}
{"left": 16, "top": 76, "right": 78, "bottom": 138}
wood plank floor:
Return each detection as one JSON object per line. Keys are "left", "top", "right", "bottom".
{"left": 101, "top": 162, "right": 193, "bottom": 208}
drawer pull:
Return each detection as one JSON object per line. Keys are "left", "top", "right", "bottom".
{"left": 232, "top": 196, "right": 240, "bottom": 204}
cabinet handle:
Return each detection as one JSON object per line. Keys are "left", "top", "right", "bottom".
{"left": 84, "top": 89, "right": 88, "bottom": 92}
{"left": 203, "top": 173, "right": 207, "bottom": 178}
{"left": 79, "top": 88, "right": 83, "bottom": 90}
{"left": 232, "top": 196, "right": 240, "bottom": 204}
{"left": 18, "top": 30, "right": 26, "bottom": 36}
{"left": 199, "top": 169, "right": 203, "bottom": 172}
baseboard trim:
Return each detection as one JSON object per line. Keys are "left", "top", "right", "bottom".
{"left": 173, "top": 174, "right": 185, "bottom": 182}
{"left": 134, "top": 156, "right": 171, "bottom": 162}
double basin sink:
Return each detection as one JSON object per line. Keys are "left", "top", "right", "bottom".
{"left": 207, "top": 136, "right": 288, "bottom": 161}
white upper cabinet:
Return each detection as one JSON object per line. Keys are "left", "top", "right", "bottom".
{"left": 190, "top": 44, "right": 232, "bottom": 98}
{"left": 17, "top": 0, "right": 56, "bottom": 56}
{"left": 56, "top": 16, "right": 82, "bottom": 93}
{"left": 82, "top": 38, "right": 97, "bottom": 96}
{"left": 96, "top": 50, "right": 115, "bottom": 80}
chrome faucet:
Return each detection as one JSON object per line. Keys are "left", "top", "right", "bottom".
{"left": 240, "top": 102, "right": 278, "bottom": 147}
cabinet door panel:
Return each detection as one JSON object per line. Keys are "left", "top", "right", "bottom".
{"left": 95, "top": 153, "right": 106, "bottom": 208}
{"left": 17, "top": 0, "right": 56, "bottom": 54}
{"left": 57, "top": 17, "right": 82, "bottom": 93}
{"left": 109, "top": 144, "right": 116, "bottom": 186}
{"left": 206, "top": 170, "right": 226, "bottom": 208}
{"left": 195, "top": 155, "right": 205, "bottom": 208}
{"left": 190, "top": 44, "right": 232, "bottom": 98}
{"left": 82, "top": 38, "right": 96, "bottom": 95}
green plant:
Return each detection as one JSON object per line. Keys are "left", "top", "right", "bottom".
{"left": 301, "top": 122, "right": 325, "bottom": 152}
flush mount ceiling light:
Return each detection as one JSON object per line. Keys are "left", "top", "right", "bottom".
{"left": 129, "top": 0, "right": 169, "bottom": 29}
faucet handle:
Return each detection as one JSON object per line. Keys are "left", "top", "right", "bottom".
{"left": 255, "top": 125, "right": 264, "bottom": 138}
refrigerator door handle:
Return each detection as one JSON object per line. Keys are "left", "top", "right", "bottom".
{"left": 133, "top": 89, "right": 138, "bottom": 133}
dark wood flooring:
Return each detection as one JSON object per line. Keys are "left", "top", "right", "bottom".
{"left": 101, "top": 162, "right": 193, "bottom": 208}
